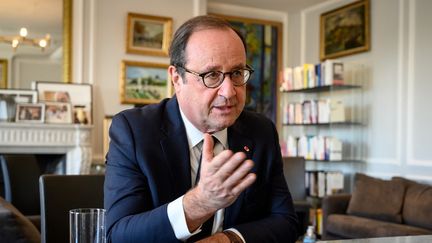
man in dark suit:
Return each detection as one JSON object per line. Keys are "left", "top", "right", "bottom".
{"left": 104, "top": 15, "right": 299, "bottom": 243}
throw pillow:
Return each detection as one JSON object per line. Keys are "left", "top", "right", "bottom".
{"left": 0, "top": 196, "right": 40, "bottom": 243}
{"left": 402, "top": 181, "right": 432, "bottom": 230}
{"left": 347, "top": 173, "right": 405, "bottom": 223}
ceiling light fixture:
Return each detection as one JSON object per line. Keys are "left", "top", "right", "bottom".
{"left": 0, "top": 27, "right": 51, "bottom": 52}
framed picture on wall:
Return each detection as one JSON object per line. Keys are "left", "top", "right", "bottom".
{"left": 15, "top": 103, "right": 45, "bottom": 123}
{"left": 120, "top": 60, "right": 171, "bottom": 105}
{"left": 126, "top": 13, "right": 173, "bottom": 56}
{"left": 210, "top": 14, "right": 282, "bottom": 123}
{"left": 320, "top": 0, "right": 370, "bottom": 60}
{"left": 32, "top": 81, "right": 93, "bottom": 124}
{"left": 0, "top": 59, "right": 7, "bottom": 88}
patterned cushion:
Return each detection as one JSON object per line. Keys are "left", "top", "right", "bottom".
{"left": 347, "top": 173, "right": 405, "bottom": 223}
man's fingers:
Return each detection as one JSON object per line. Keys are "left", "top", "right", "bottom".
{"left": 222, "top": 159, "right": 254, "bottom": 187}
{"left": 231, "top": 173, "right": 256, "bottom": 195}
{"left": 201, "top": 133, "right": 214, "bottom": 162}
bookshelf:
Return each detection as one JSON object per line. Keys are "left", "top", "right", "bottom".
{"left": 279, "top": 61, "right": 367, "bottom": 237}
{"left": 279, "top": 61, "right": 366, "bottom": 192}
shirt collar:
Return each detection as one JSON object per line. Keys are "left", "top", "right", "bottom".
{"left": 179, "top": 107, "right": 227, "bottom": 150}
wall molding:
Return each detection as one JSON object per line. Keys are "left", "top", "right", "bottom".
{"left": 405, "top": 0, "right": 431, "bottom": 166}
{"left": 366, "top": 158, "right": 400, "bottom": 165}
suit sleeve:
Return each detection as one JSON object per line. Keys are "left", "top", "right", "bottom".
{"left": 234, "top": 122, "right": 300, "bottom": 243}
{"left": 104, "top": 113, "right": 180, "bottom": 243}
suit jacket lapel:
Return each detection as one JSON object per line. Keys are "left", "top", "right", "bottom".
{"left": 160, "top": 97, "right": 192, "bottom": 197}
{"left": 224, "top": 118, "right": 254, "bottom": 228}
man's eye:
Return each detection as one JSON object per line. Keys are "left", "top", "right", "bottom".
{"left": 232, "top": 70, "right": 243, "bottom": 77}
{"left": 205, "top": 72, "right": 220, "bottom": 79}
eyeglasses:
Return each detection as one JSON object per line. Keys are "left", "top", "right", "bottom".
{"left": 177, "top": 65, "right": 254, "bottom": 88}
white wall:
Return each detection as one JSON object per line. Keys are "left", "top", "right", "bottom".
{"left": 289, "top": 0, "right": 432, "bottom": 183}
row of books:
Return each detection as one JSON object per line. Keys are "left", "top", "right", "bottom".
{"left": 280, "top": 59, "right": 344, "bottom": 91}
{"left": 281, "top": 135, "right": 342, "bottom": 161}
{"left": 282, "top": 99, "right": 346, "bottom": 124}
{"left": 306, "top": 170, "right": 344, "bottom": 198}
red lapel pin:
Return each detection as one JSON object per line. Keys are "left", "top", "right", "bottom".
{"left": 243, "top": 146, "right": 250, "bottom": 152}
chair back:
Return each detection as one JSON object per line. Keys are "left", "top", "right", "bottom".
{"left": 282, "top": 156, "right": 306, "bottom": 201}
{"left": 1, "top": 154, "right": 41, "bottom": 216}
{"left": 39, "top": 174, "right": 104, "bottom": 243}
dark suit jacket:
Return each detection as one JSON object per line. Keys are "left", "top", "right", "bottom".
{"left": 104, "top": 96, "right": 299, "bottom": 243}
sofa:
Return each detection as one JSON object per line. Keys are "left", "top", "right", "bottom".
{"left": 322, "top": 173, "right": 432, "bottom": 240}
{"left": 0, "top": 196, "right": 40, "bottom": 243}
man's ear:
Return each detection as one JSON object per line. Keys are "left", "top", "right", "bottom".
{"left": 169, "top": 65, "right": 182, "bottom": 92}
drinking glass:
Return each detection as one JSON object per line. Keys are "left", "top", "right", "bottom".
{"left": 69, "top": 208, "right": 106, "bottom": 243}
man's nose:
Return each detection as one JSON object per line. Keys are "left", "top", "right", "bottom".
{"left": 217, "top": 74, "right": 237, "bottom": 98}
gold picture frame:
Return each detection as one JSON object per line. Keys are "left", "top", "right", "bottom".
{"left": 120, "top": 60, "right": 171, "bottom": 105}
{"left": 126, "top": 13, "right": 173, "bottom": 56}
{"left": 320, "top": 0, "right": 370, "bottom": 60}
{"left": 0, "top": 59, "right": 7, "bottom": 88}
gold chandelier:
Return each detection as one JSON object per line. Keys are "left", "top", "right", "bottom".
{"left": 0, "top": 27, "right": 51, "bottom": 51}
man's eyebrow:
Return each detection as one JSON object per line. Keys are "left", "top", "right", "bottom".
{"left": 203, "top": 64, "right": 246, "bottom": 72}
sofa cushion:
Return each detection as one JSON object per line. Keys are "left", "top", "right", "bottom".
{"left": 401, "top": 181, "right": 432, "bottom": 230}
{"left": 347, "top": 173, "right": 405, "bottom": 223}
{"left": 327, "top": 214, "right": 432, "bottom": 239}
{"left": 0, "top": 196, "right": 40, "bottom": 243}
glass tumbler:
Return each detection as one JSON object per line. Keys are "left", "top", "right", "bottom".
{"left": 69, "top": 208, "right": 106, "bottom": 243}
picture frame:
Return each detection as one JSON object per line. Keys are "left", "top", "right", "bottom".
{"left": 126, "top": 13, "right": 173, "bottom": 56}
{"left": 103, "top": 115, "right": 113, "bottom": 157}
{"left": 0, "top": 59, "right": 7, "bottom": 88}
{"left": 210, "top": 14, "right": 282, "bottom": 123}
{"left": 120, "top": 60, "right": 171, "bottom": 105}
{"left": 44, "top": 102, "right": 73, "bottom": 124}
{"left": 0, "top": 89, "right": 38, "bottom": 122}
{"left": 32, "top": 81, "right": 93, "bottom": 124}
{"left": 15, "top": 103, "right": 45, "bottom": 123}
{"left": 320, "top": 0, "right": 370, "bottom": 60}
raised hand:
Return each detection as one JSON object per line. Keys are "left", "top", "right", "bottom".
{"left": 183, "top": 133, "right": 256, "bottom": 232}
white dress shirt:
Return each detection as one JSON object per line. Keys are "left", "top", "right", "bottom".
{"left": 166, "top": 108, "right": 245, "bottom": 242}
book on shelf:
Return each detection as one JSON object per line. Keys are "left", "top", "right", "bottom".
{"left": 305, "top": 170, "right": 344, "bottom": 198}
{"left": 293, "top": 66, "right": 303, "bottom": 90}
{"left": 283, "top": 99, "right": 346, "bottom": 125}
{"left": 282, "top": 135, "right": 343, "bottom": 161}
{"left": 279, "top": 59, "right": 348, "bottom": 91}
{"left": 322, "top": 59, "right": 344, "bottom": 86}
{"left": 303, "top": 63, "right": 316, "bottom": 88}
{"left": 325, "top": 137, "right": 342, "bottom": 161}
{"left": 279, "top": 67, "right": 293, "bottom": 91}
{"left": 329, "top": 100, "right": 346, "bottom": 122}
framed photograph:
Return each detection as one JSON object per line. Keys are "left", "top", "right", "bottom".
{"left": 210, "top": 14, "right": 282, "bottom": 123}
{"left": 32, "top": 81, "right": 93, "bottom": 124}
{"left": 103, "top": 115, "right": 113, "bottom": 157}
{"left": 126, "top": 13, "right": 173, "bottom": 56}
{"left": 15, "top": 103, "right": 45, "bottom": 123}
{"left": 44, "top": 102, "right": 73, "bottom": 124}
{"left": 120, "top": 60, "right": 171, "bottom": 105}
{"left": 0, "top": 59, "right": 7, "bottom": 88}
{"left": 320, "top": 0, "right": 370, "bottom": 60}
{"left": 0, "top": 89, "right": 37, "bottom": 122}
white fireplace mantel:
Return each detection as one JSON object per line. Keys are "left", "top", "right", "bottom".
{"left": 0, "top": 122, "right": 93, "bottom": 174}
